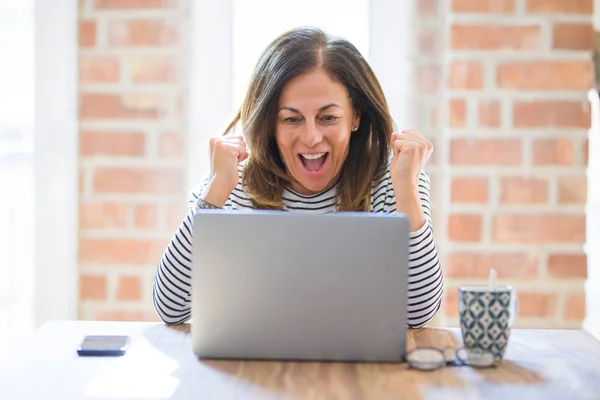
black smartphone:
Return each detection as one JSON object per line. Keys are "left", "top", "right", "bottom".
{"left": 77, "top": 335, "right": 131, "bottom": 356}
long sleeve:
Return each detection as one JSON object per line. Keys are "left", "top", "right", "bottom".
{"left": 152, "top": 176, "right": 212, "bottom": 324}
{"left": 152, "top": 209, "right": 196, "bottom": 324}
{"left": 384, "top": 170, "right": 444, "bottom": 328}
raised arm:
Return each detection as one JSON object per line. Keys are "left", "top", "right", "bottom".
{"left": 385, "top": 170, "right": 444, "bottom": 328}
{"left": 153, "top": 135, "right": 248, "bottom": 323}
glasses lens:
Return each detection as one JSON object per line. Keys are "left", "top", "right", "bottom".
{"left": 456, "top": 348, "right": 495, "bottom": 367}
{"left": 406, "top": 348, "right": 445, "bottom": 371}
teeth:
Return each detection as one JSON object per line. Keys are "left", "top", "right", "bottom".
{"left": 301, "top": 153, "right": 325, "bottom": 160}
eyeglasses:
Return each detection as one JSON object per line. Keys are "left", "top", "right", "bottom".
{"left": 405, "top": 346, "right": 497, "bottom": 371}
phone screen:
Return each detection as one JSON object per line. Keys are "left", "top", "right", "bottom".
{"left": 77, "top": 335, "right": 130, "bottom": 356}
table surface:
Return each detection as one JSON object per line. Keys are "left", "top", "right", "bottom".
{"left": 1, "top": 321, "right": 599, "bottom": 400}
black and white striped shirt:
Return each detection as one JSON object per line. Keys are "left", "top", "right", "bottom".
{"left": 153, "top": 163, "right": 444, "bottom": 328}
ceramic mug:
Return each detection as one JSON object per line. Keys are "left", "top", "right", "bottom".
{"left": 458, "top": 285, "right": 518, "bottom": 361}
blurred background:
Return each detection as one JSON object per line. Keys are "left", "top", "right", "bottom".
{"left": 0, "top": 0, "right": 598, "bottom": 351}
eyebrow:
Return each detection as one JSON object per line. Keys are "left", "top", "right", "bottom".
{"left": 278, "top": 103, "right": 342, "bottom": 113}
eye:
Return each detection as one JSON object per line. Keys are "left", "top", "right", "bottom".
{"left": 321, "top": 115, "right": 339, "bottom": 123}
{"left": 284, "top": 116, "right": 301, "bottom": 124}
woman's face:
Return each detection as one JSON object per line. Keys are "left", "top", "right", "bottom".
{"left": 275, "top": 67, "right": 360, "bottom": 195}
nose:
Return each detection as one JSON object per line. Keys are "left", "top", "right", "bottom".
{"left": 299, "top": 120, "right": 322, "bottom": 148}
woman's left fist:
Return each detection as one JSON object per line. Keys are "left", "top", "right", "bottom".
{"left": 390, "top": 129, "right": 433, "bottom": 186}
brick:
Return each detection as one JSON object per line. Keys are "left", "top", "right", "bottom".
{"left": 418, "top": 0, "right": 437, "bottom": 15}
{"left": 79, "top": 56, "right": 120, "bottom": 84}
{"left": 134, "top": 204, "right": 158, "bottom": 229}
{"left": 558, "top": 176, "right": 587, "bottom": 204}
{"left": 107, "top": 20, "right": 179, "bottom": 47}
{"left": 446, "top": 252, "right": 538, "bottom": 279}
{"left": 449, "top": 99, "right": 466, "bottom": 127}
{"left": 493, "top": 214, "right": 586, "bottom": 243}
{"left": 513, "top": 101, "right": 590, "bottom": 129}
{"left": 583, "top": 138, "right": 589, "bottom": 166}
{"left": 497, "top": 61, "right": 593, "bottom": 90}
{"left": 418, "top": 29, "right": 437, "bottom": 55}
{"left": 79, "top": 20, "right": 96, "bottom": 47}
{"left": 451, "top": 24, "right": 541, "bottom": 50}
{"left": 500, "top": 177, "right": 548, "bottom": 204}
{"left": 80, "top": 274, "right": 107, "bottom": 301}
{"left": 478, "top": 100, "right": 501, "bottom": 127}
{"left": 165, "top": 202, "right": 187, "bottom": 229}
{"left": 128, "top": 56, "right": 178, "bottom": 83}
{"left": 449, "top": 61, "right": 482, "bottom": 90}
{"left": 95, "top": 0, "right": 177, "bottom": 9}
{"left": 429, "top": 106, "right": 438, "bottom": 130}
{"left": 444, "top": 288, "right": 459, "bottom": 317}
{"left": 548, "top": 253, "right": 587, "bottom": 279}
{"left": 448, "top": 214, "right": 482, "bottom": 242}
{"left": 417, "top": 65, "right": 439, "bottom": 95}
{"left": 553, "top": 23, "right": 594, "bottom": 51}
{"left": 116, "top": 275, "right": 143, "bottom": 301}
{"left": 79, "top": 167, "right": 85, "bottom": 195}
{"left": 450, "top": 139, "right": 521, "bottom": 165}
{"left": 532, "top": 138, "right": 575, "bottom": 166}
{"left": 93, "top": 167, "right": 183, "bottom": 194}
{"left": 96, "top": 311, "right": 160, "bottom": 322}
{"left": 79, "top": 238, "right": 168, "bottom": 265}
{"left": 79, "top": 202, "right": 129, "bottom": 230}
{"left": 79, "top": 93, "right": 168, "bottom": 120}
{"left": 564, "top": 293, "right": 586, "bottom": 320}
{"left": 80, "top": 131, "right": 145, "bottom": 156}
{"left": 451, "top": 0, "right": 514, "bottom": 12}
{"left": 518, "top": 293, "right": 558, "bottom": 317}
{"left": 158, "top": 132, "right": 184, "bottom": 158}
{"left": 451, "top": 177, "right": 488, "bottom": 203}
{"left": 527, "top": 0, "right": 593, "bottom": 14}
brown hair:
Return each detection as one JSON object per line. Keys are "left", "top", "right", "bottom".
{"left": 223, "top": 26, "right": 393, "bottom": 211}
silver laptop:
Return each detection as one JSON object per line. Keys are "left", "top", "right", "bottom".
{"left": 191, "top": 210, "right": 409, "bottom": 363}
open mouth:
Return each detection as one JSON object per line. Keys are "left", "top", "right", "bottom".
{"left": 298, "top": 152, "right": 329, "bottom": 173}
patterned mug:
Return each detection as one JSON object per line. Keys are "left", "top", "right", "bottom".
{"left": 458, "top": 285, "right": 518, "bottom": 361}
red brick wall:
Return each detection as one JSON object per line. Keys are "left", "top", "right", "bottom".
{"left": 438, "top": 0, "right": 593, "bottom": 328}
{"left": 77, "top": 0, "right": 189, "bottom": 321}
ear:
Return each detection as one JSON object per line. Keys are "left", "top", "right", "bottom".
{"left": 352, "top": 110, "right": 361, "bottom": 131}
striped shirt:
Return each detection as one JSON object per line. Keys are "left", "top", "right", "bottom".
{"left": 153, "top": 162, "right": 444, "bottom": 328}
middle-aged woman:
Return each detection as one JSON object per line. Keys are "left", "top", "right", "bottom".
{"left": 153, "top": 26, "right": 444, "bottom": 328}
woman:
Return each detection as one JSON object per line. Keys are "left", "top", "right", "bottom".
{"left": 153, "top": 27, "right": 443, "bottom": 328}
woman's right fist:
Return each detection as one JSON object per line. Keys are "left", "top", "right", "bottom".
{"left": 201, "top": 135, "right": 248, "bottom": 207}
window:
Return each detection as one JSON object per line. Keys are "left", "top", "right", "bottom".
{"left": 0, "top": 0, "right": 35, "bottom": 351}
{"left": 231, "top": 0, "right": 369, "bottom": 107}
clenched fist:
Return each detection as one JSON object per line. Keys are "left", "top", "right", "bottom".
{"left": 201, "top": 134, "right": 248, "bottom": 208}
{"left": 390, "top": 129, "right": 433, "bottom": 231}
{"left": 390, "top": 129, "right": 433, "bottom": 186}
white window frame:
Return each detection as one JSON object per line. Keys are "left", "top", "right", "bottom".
{"left": 33, "top": 0, "right": 79, "bottom": 325}
{"left": 585, "top": 88, "right": 599, "bottom": 338}
{"left": 187, "top": 0, "right": 415, "bottom": 189}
